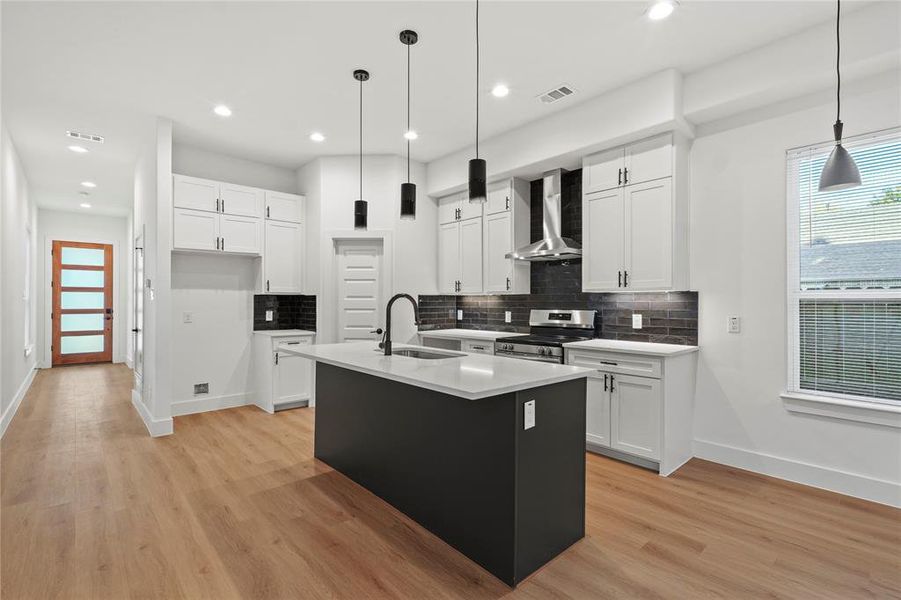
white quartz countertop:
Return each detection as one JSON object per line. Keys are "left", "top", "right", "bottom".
{"left": 418, "top": 329, "right": 516, "bottom": 341}
{"left": 562, "top": 339, "right": 698, "bottom": 356}
{"left": 253, "top": 329, "right": 316, "bottom": 337}
{"left": 280, "top": 341, "right": 592, "bottom": 400}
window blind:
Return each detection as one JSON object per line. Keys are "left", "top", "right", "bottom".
{"left": 787, "top": 129, "right": 901, "bottom": 404}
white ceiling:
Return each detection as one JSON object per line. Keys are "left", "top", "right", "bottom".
{"left": 2, "top": 1, "right": 865, "bottom": 216}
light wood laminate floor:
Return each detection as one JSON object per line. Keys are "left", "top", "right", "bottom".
{"left": 2, "top": 364, "right": 899, "bottom": 599}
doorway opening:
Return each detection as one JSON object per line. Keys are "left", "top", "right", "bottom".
{"left": 51, "top": 240, "right": 114, "bottom": 366}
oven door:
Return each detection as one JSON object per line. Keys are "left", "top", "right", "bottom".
{"left": 494, "top": 350, "right": 562, "bottom": 364}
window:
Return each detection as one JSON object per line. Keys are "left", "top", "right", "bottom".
{"left": 786, "top": 128, "right": 901, "bottom": 406}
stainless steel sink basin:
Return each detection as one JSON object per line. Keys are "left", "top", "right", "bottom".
{"left": 391, "top": 349, "right": 464, "bottom": 360}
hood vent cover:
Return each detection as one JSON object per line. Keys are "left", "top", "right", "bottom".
{"left": 537, "top": 84, "right": 575, "bottom": 104}
{"left": 506, "top": 169, "right": 582, "bottom": 262}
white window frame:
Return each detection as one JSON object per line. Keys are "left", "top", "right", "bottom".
{"left": 783, "top": 127, "right": 901, "bottom": 427}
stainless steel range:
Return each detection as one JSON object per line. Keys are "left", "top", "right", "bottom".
{"left": 494, "top": 309, "right": 596, "bottom": 363}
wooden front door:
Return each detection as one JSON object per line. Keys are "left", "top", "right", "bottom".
{"left": 52, "top": 241, "right": 113, "bottom": 366}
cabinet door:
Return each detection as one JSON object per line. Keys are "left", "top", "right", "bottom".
{"left": 173, "top": 175, "right": 219, "bottom": 213}
{"left": 220, "top": 214, "right": 261, "bottom": 255}
{"left": 624, "top": 178, "right": 672, "bottom": 290}
{"left": 624, "top": 135, "right": 672, "bottom": 186}
{"left": 459, "top": 217, "right": 483, "bottom": 293}
{"left": 583, "top": 147, "right": 625, "bottom": 194}
{"left": 484, "top": 211, "right": 513, "bottom": 293}
{"left": 485, "top": 181, "right": 511, "bottom": 215}
{"left": 583, "top": 188, "right": 624, "bottom": 291}
{"left": 438, "top": 194, "right": 461, "bottom": 224}
{"left": 586, "top": 375, "right": 611, "bottom": 448}
{"left": 264, "top": 221, "right": 303, "bottom": 292}
{"left": 220, "top": 183, "right": 263, "bottom": 217}
{"left": 459, "top": 194, "right": 483, "bottom": 221}
{"left": 265, "top": 191, "right": 303, "bottom": 223}
{"left": 610, "top": 374, "right": 661, "bottom": 460}
{"left": 274, "top": 346, "right": 312, "bottom": 406}
{"left": 438, "top": 222, "right": 460, "bottom": 293}
{"left": 173, "top": 208, "right": 219, "bottom": 251}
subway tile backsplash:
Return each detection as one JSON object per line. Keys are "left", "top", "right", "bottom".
{"left": 418, "top": 169, "right": 698, "bottom": 345}
{"left": 254, "top": 295, "right": 317, "bottom": 331}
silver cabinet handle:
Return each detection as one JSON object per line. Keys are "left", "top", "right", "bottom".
{"left": 506, "top": 277, "right": 511, "bottom": 291}
{"left": 221, "top": 237, "right": 225, "bottom": 251}
{"left": 505, "top": 196, "right": 510, "bottom": 210}
{"left": 609, "top": 375, "right": 615, "bottom": 392}
{"left": 623, "top": 270, "right": 628, "bottom": 287}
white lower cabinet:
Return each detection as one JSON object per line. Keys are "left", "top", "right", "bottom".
{"left": 253, "top": 333, "right": 315, "bottom": 413}
{"left": 566, "top": 346, "right": 696, "bottom": 476}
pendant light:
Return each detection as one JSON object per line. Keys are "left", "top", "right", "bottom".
{"left": 353, "top": 69, "right": 370, "bottom": 229}
{"left": 468, "top": 0, "right": 486, "bottom": 203}
{"left": 400, "top": 30, "right": 418, "bottom": 220}
{"left": 818, "top": 0, "right": 861, "bottom": 192}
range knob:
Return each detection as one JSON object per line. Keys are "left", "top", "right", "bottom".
{"left": 538, "top": 347, "right": 547, "bottom": 356}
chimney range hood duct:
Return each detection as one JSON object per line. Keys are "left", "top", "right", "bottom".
{"left": 506, "top": 169, "right": 582, "bottom": 262}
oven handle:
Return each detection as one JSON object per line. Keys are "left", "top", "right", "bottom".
{"left": 495, "top": 351, "right": 562, "bottom": 364}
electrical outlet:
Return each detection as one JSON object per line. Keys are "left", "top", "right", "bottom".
{"left": 265, "top": 310, "right": 274, "bottom": 322}
{"left": 457, "top": 309, "right": 463, "bottom": 320}
{"left": 193, "top": 383, "right": 209, "bottom": 395}
{"left": 727, "top": 316, "right": 741, "bottom": 333}
{"left": 505, "top": 311, "right": 512, "bottom": 323}
{"left": 182, "top": 311, "right": 193, "bottom": 324}
{"left": 524, "top": 400, "right": 536, "bottom": 430}
{"left": 632, "top": 313, "right": 643, "bottom": 329}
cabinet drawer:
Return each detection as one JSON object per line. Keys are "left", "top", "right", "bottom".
{"left": 273, "top": 336, "right": 313, "bottom": 352}
{"left": 462, "top": 339, "right": 494, "bottom": 355}
{"left": 566, "top": 350, "right": 661, "bottom": 379}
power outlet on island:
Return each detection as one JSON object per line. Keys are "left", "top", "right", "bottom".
{"left": 524, "top": 400, "right": 536, "bottom": 430}
{"left": 632, "top": 313, "right": 643, "bottom": 329}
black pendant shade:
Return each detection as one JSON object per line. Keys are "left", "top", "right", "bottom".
{"left": 400, "top": 30, "right": 418, "bottom": 220}
{"left": 400, "top": 182, "right": 416, "bottom": 220}
{"left": 354, "top": 68, "right": 369, "bottom": 230}
{"left": 468, "top": 158, "right": 486, "bottom": 203}
{"left": 354, "top": 199, "right": 368, "bottom": 229}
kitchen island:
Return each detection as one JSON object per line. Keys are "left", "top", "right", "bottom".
{"left": 281, "top": 341, "right": 592, "bottom": 587}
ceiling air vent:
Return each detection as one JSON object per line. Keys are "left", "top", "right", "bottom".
{"left": 66, "top": 131, "right": 104, "bottom": 144}
{"left": 537, "top": 84, "right": 576, "bottom": 104}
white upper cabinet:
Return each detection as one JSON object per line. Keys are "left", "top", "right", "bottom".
{"left": 219, "top": 183, "right": 263, "bottom": 218}
{"left": 459, "top": 218, "right": 483, "bottom": 294}
{"left": 484, "top": 212, "right": 513, "bottom": 292}
{"left": 485, "top": 180, "right": 512, "bottom": 215}
{"left": 173, "top": 208, "right": 219, "bottom": 251}
{"left": 173, "top": 175, "right": 219, "bottom": 212}
{"left": 438, "top": 221, "right": 462, "bottom": 294}
{"left": 583, "top": 147, "right": 625, "bottom": 195}
{"left": 459, "top": 194, "right": 482, "bottom": 221}
{"left": 439, "top": 192, "right": 483, "bottom": 224}
{"left": 264, "top": 221, "right": 303, "bottom": 293}
{"left": 265, "top": 191, "right": 304, "bottom": 223}
{"left": 581, "top": 133, "right": 688, "bottom": 292}
{"left": 219, "top": 214, "right": 261, "bottom": 255}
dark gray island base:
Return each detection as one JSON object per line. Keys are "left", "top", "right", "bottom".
{"left": 313, "top": 362, "right": 587, "bottom": 587}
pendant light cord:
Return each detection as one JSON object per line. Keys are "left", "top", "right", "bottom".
{"left": 359, "top": 76, "right": 363, "bottom": 201}
{"left": 835, "top": 0, "right": 841, "bottom": 123}
{"left": 407, "top": 42, "right": 411, "bottom": 183}
{"left": 475, "top": 0, "right": 480, "bottom": 159}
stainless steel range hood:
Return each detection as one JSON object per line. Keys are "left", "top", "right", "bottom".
{"left": 506, "top": 168, "right": 582, "bottom": 262}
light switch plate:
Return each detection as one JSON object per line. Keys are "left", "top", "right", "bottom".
{"left": 524, "top": 400, "right": 536, "bottom": 430}
{"left": 457, "top": 309, "right": 463, "bottom": 320}
{"left": 182, "top": 311, "right": 193, "bottom": 324}
{"left": 728, "top": 316, "right": 741, "bottom": 333}
{"left": 632, "top": 313, "right": 643, "bottom": 329}
{"left": 265, "top": 310, "right": 274, "bottom": 322}
{"left": 505, "top": 311, "right": 512, "bottom": 323}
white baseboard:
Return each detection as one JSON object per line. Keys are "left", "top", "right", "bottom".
{"left": 131, "top": 389, "right": 173, "bottom": 437}
{"left": 171, "top": 392, "right": 252, "bottom": 417}
{"left": 693, "top": 439, "right": 901, "bottom": 508}
{"left": 0, "top": 367, "right": 37, "bottom": 438}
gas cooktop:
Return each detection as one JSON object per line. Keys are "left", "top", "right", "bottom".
{"left": 494, "top": 309, "right": 597, "bottom": 364}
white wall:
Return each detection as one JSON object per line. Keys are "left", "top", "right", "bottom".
{"left": 0, "top": 127, "right": 37, "bottom": 435}
{"left": 690, "top": 77, "right": 901, "bottom": 506}
{"left": 36, "top": 209, "right": 130, "bottom": 367}
{"left": 173, "top": 144, "right": 298, "bottom": 194}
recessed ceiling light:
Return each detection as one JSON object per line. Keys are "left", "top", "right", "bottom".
{"left": 80, "top": 203, "right": 92, "bottom": 208}
{"left": 81, "top": 181, "right": 97, "bottom": 188}
{"left": 403, "top": 130, "right": 418, "bottom": 141}
{"left": 309, "top": 132, "right": 325, "bottom": 142}
{"left": 491, "top": 84, "right": 510, "bottom": 98}
{"left": 213, "top": 104, "right": 232, "bottom": 117}
{"left": 647, "top": 0, "right": 676, "bottom": 20}
{"left": 68, "top": 145, "right": 88, "bottom": 153}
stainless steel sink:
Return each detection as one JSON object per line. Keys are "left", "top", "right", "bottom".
{"left": 391, "top": 349, "right": 465, "bottom": 360}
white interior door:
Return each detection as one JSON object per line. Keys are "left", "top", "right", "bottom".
{"left": 336, "top": 239, "right": 383, "bottom": 342}
{"left": 133, "top": 231, "right": 144, "bottom": 389}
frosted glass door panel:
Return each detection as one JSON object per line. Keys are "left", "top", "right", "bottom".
{"left": 61, "top": 314, "right": 104, "bottom": 332}
{"left": 61, "top": 335, "right": 104, "bottom": 354}
{"left": 61, "top": 247, "right": 104, "bottom": 266}
{"left": 61, "top": 269, "right": 104, "bottom": 288}
{"left": 61, "top": 292, "right": 105, "bottom": 309}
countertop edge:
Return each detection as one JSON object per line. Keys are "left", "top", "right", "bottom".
{"left": 253, "top": 330, "right": 317, "bottom": 337}
{"left": 418, "top": 329, "right": 515, "bottom": 341}
{"left": 561, "top": 340, "right": 699, "bottom": 357}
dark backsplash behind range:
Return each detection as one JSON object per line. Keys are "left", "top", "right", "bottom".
{"left": 254, "top": 295, "right": 317, "bottom": 331}
{"left": 419, "top": 170, "right": 698, "bottom": 345}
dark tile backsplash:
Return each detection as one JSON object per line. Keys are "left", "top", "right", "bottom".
{"left": 254, "top": 295, "right": 317, "bottom": 331}
{"left": 419, "top": 169, "right": 699, "bottom": 345}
